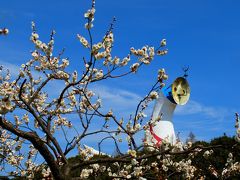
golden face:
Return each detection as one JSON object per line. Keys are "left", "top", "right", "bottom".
{"left": 172, "top": 77, "right": 190, "bottom": 105}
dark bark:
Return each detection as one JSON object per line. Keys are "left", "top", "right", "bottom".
{"left": 19, "top": 79, "right": 67, "bottom": 164}
{"left": 0, "top": 116, "right": 65, "bottom": 180}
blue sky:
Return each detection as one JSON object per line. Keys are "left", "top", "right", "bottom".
{"left": 1, "top": 0, "right": 240, "bottom": 151}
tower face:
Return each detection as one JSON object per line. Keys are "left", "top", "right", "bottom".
{"left": 145, "top": 91, "right": 177, "bottom": 146}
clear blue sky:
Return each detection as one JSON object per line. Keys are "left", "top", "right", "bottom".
{"left": 0, "top": 0, "right": 240, "bottom": 146}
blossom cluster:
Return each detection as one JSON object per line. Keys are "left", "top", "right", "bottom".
{"left": 84, "top": 0, "right": 95, "bottom": 29}
{"left": 78, "top": 142, "right": 198, "bottom": 180}
{"left": 221, "top": 152, "right": 240, "bottom": 178}
{"left": 0, "top": 28, "right": 9, "bottom": 35}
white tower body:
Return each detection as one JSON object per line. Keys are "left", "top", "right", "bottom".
{"left": 146, "top": 91, "right": 177, "bottom": 146}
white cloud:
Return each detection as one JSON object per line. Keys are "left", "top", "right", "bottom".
{"left": 174, "top": 100, "right": 237, "bottom": 141}
{"left": 0, "top": 60, "right": 42, "bottom": 79}
{"left": 0, "top": 61, "right": 21, "bottom": 77}
{"left": 91, "top": 84, "right": 142, "bottom": 116}
{"left": 89, "top": 85, "right": 235, "bottom": 127}
{"left": 175, "top": 100, "right": 234, "bottom": 119}
{"left": 0, "top": 10, "right": 35, "bottom": 19}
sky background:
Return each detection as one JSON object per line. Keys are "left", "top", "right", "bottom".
{"left": 0, "top": 0, "right": 240, "bottom": 155}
